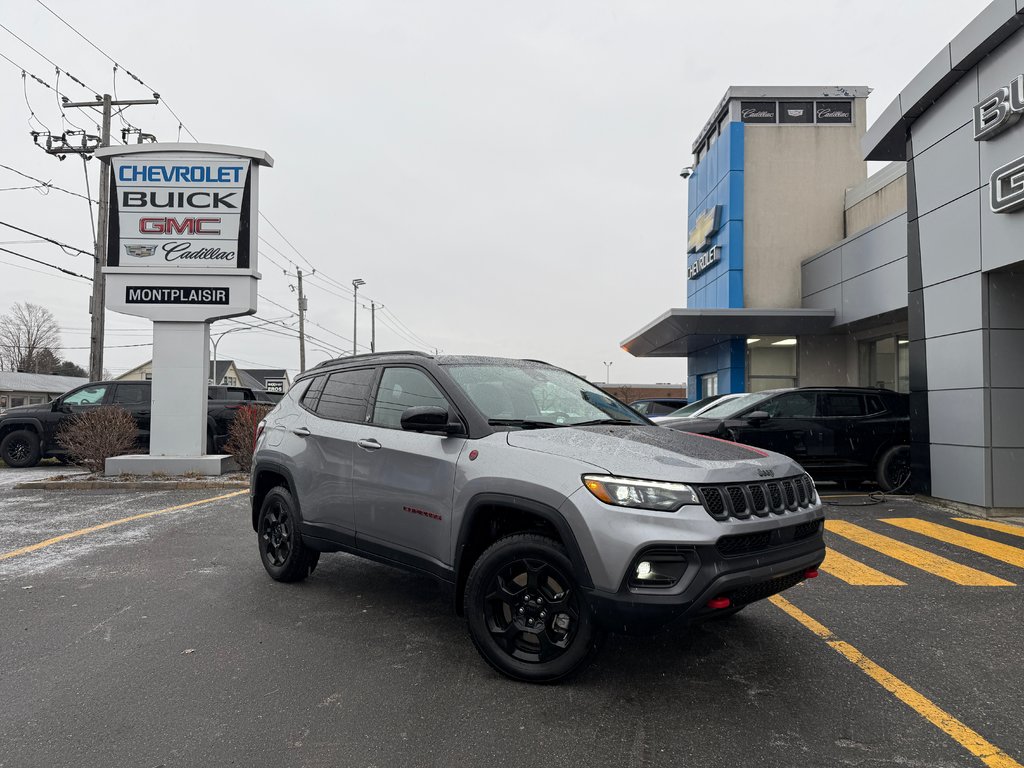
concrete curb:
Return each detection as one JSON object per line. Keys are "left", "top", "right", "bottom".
{"left": 15, "top": 480, "right": 249, "bottom": 491}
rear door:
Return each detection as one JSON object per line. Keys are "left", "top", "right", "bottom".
{"left": 296, "top": 367, "right": 376, "bottom": 540}
{"left": 352, "top": 366, "right": 465, "bottom": 571}
{"left": 112, "top": 383, "right": 152, "bottom": 448}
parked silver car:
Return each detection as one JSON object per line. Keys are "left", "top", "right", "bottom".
{"left": 250, "top": 353, "right": 825, "bottom": 682}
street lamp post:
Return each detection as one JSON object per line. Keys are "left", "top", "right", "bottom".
{"left": 211, "top": 326, "right": 251, "bottom": 384}
{"left": 603, "top": 361, "right": 613, "bottom": 384}
{"left": 352, "top": 279, "right": 365, "bottom": 356}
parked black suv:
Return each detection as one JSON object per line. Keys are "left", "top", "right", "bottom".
{"left": 0, "top": 380, "right": 261, "bottom": 467}
{"left": 661, "top": 387, "right": 910, "bottom": 491}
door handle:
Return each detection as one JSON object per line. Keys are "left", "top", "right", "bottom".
{"left": 357, "top": 438, "right": 382, "bottom": 451}
{"left": 292, "top": 427, "right": 311, "bottom": 437}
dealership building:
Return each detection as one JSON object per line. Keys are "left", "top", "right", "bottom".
{"left": 622, "top": 0, "right": 1024, "bottom": 513}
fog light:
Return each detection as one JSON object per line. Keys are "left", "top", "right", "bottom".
{"left": 627, "top": 548, "right": 691, "bottom": 589}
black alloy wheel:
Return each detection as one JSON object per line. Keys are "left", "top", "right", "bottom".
{"left": 876, "top": 445, "right": 912, "bottom": 493}
{"left": 0, "top": 430, "right": 41, "bottom": 468}
{"left": 257, "top": 486, "right": 319, "bottom": 582}
{"left": 465, "top": 534, "right": 601, "bottom": 683}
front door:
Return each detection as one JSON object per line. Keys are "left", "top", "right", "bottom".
{"left": 730, "top": 391, "right": 824, "bottom": 461}
{"left": 352, "top": 366, "right": 465, "bottom": 571}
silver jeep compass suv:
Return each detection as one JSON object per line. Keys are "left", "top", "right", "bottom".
{"left": 250, "top": 353, "right": 825, "bottom": 682}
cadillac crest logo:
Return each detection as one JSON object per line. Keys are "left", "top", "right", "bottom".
{"left": 125, "top": 244, "right": 157, "bottom": 258}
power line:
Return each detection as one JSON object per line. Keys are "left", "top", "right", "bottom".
{"left": 0, "top": 245, "right": 92, "bottom": 280}
{"left": 0, "top": 20, "right": 97, "bottom": 93}
{"left": 0, "top": 162, "right": 93, "bottom": 202}
{"left": 0, "top": 220, "right": 91, "bottom": 255}
{"left": 0, "top": 255, "right": 91, "bottom": 286}
{"left": 32, "top": 0, "right": 198, "bottom": 142}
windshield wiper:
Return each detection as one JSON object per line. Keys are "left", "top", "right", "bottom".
{"left": 487, "top": 418, "right": 564, "bottom": 429}
{"left": 571, "top": 418, "right": 642, "bottom": 426}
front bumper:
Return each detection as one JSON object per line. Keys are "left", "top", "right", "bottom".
{"left": 558, "top": 478, "right": 826, "bottom": 634}
{"left": 582, "top": 530, "right": 824, "bottom": 634}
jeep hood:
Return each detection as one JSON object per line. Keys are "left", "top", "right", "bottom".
{"left": 505, "top": 425, "right": 801, "bottom": 484}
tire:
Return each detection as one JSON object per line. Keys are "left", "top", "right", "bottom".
{"left": 464, "top": 533, "right": 603, "bottom": 683}
{"left": 876, "top": 445, "right": 911, "bottom": 493}
{"left": 257, "top": 486, "right": 319, "bottom": 582}
{"left": 1, "top": 430, "right": 41, "bottom": 468}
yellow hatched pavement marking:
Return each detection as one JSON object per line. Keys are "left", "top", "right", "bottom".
{"left": 770, "top": 595, "right": 1024, "bottom": 768}
{"left": 954, "top": 518, "right": 1024, "bottom": 539}
{"left": 825, "top": 520, "right": 1013, "bottom": 586}
{"left": 0, "top": 490, "right": 247, "bottom": 562}
{"left": 883, "top": 518, "right": 1024, "bottom": 569}
{"left": 820, "top": 547, "right": 906, "bottom": 585}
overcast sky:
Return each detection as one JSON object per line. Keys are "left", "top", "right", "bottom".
{"left": 0, "top": 0, "right": 992, "bottom": 384}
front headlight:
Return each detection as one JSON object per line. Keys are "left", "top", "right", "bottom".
{"left": 582, "top": 474, "right": 700, "bottom": 512}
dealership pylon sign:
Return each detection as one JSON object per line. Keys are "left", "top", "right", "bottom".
{"left": 97, "top": 143, "right": 274, "bottom": 475}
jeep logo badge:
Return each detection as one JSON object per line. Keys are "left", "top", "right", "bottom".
{"left": 757, "top": 469, "right": 775, "bottom": 478}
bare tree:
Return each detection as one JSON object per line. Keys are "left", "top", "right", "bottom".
{"left": 0, "top": 302, "right": 61, "bottom": 372}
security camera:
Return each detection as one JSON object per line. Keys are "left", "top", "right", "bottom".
{"left": 679, "top": 166, "right": 694, "bottom": 179}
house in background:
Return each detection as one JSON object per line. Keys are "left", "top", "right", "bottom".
{"left": 0, "top": 372, "right": 88, "bottom": 411}
{"left": 118, "top": 359, "right": 290, "bottom": 393}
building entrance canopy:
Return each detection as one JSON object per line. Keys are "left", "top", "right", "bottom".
{"left": 620, "top": 308, "right": 836, "bottom": 357}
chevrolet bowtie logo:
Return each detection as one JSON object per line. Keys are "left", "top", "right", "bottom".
{"left": 687, "top": 205, "right": 722, "bottom": 253}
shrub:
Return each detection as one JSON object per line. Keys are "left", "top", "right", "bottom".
{"left": 57, "top": 406, "right": 138, "bottom": 474}
{"left": 224, "top": 404, "right": 273, "bottom": 472}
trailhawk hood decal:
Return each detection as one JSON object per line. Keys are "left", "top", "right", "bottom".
{"left": 505, "top": 425, "right": 801, "bottom": 484}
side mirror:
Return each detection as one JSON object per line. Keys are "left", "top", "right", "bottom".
{"left": 747, "top": 410, "right": 770, "bottom": 423}
{"left": 400, "top": 405, "right": 462, "bottom": 435}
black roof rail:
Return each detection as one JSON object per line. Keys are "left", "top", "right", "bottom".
{"left": 310, "top": 350, "right": 433, "bottom": 370}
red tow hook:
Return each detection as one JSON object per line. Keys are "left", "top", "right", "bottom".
{"left": 804, "top": 568, "right": 819, "bottom": 579}
{"left": 707, "top": 596, "right": 731, "bottom": 610}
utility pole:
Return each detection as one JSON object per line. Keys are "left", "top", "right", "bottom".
{"left": 371, "top": 303, "right": 378, "bottom": 354}
{"left": 56, "top": 94, "right": 160, "bottom": 381}
{"left": 352, "top": 279, "right": 365, "bottom": 355}
{"left": 296, "top": 268, "right": 307, "bottom": 371}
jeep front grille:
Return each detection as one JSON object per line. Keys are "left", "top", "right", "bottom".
{"left": 695, "top": 475, "right": 817, "bottom": 521}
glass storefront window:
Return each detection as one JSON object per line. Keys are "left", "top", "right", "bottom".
{"left": 701, "top": 373, "right": 718, "bottom": 397}
{"left": 746, "top": 337, "right": 798, "bottom": 392}
{"left": 859, "top": 335, "right": 909, "bottom": 392}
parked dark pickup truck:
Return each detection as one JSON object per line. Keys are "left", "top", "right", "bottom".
{"left": 0, "top": 380, "right": 263, "bottom": 467}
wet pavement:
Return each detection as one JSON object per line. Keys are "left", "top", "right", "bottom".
{"left": 0, "top": 483, "right": 1021, "bottom": 767}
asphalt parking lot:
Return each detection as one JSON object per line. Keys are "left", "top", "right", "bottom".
{"left": 1, "top": 484, "right": 1022, "bottom": 768}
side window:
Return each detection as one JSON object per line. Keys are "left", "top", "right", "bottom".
{"left": 316, "top": 369, "right": 374, "bottom": 422}
{"left": 63, "top": 384, "right": 109, "bottom": 406}
{"left": 762, "top": 392, "right": 817, "bottom": 418}
{"left": 865, "top": 395, "right": 885, "bottom": 415}
{"left": 113, "top": 384, "right": 149, "bottom": 405}
{"left": 372, "top": 368, "right": 449, "bottom": 428}
{"left": 300, "top": 376, "right": 326, "bottom": 411}
{"left": 826, "top": 394, "right": 865, "bottom": 417}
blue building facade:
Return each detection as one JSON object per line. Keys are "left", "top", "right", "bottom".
{"left": 685, "top": 120, "right": 745, "bottom": 398}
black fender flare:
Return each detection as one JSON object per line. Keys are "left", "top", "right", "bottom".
{"left": 250, "top": 459, "right": 305, "bottom": 531}
{"left": 454, "top": 492, "right": 594, "bottom": 590}
{"left": 0, "top": 417, "right": 47, "bottom": 446}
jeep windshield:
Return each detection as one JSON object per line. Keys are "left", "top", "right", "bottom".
{"left": 444, "top": 363, "right": 648, "bottom": 428}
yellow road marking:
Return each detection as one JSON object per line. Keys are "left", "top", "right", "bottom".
{"left": 955, "top": 518, "right": 1024, "bottom": 539}
{"left": 770, "top": 595, "right": 1024, "bottom": 768}
{"left": 820, "top": 547, "right": 905, "bottom": 585}
{"left": 825, "top": 520, "right": 1013, "bottom": 586}
{"left": 0, "top": 490, "right": 247, "bottom": 562}
{"left": 883, "top": 518, "right": 1024, "bottom": 569}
